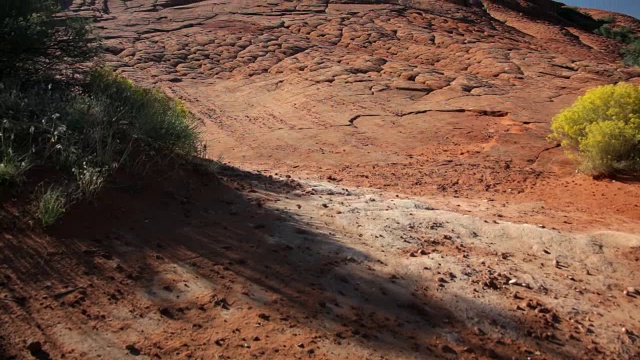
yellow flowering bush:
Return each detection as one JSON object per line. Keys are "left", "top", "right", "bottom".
{"left": 550, "top": 83, "right": 640, "bottom": 176}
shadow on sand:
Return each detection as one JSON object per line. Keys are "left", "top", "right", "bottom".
{"left": 0, "top": 162, "right": 590, "bottom": 359}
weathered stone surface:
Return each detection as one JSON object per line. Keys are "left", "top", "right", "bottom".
{"left": 70, "top": 0, "right": 640, "bottom": 230}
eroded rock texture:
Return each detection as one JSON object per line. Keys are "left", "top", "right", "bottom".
{"left": 72, "top": 0, "right": 640, "bottom": 227}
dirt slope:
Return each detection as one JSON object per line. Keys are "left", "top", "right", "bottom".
{"left": 1, "top": 166, "right": 639, "bottom": 359}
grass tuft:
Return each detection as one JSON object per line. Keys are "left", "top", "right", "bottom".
{"left": 73, "top": 163, "right": 107, "bottom": 199}
{"left": 37, "top": 186, "right": 67, "bottom": 227}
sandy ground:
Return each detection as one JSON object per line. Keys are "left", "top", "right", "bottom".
{"left": 1, "top": 165, "right": 639, "bottom": 359}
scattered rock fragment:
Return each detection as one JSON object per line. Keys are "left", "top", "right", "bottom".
{"left": 462, "top": 346, "right": 475, "bottom": 353}
{"left": 26, "top": 340, "right": 50, "bottom": 359}
{"left": 212, "top": 296, "right": 231, "bottom": 309}
{"left": 26, "top": 340, "right": 42, "bottom": 354}
{"left": 125, "top": 344, "right": 141, "bottom": 356}
{"left": 483, "top": 278, "right": 499, "bottom": 290}
{"left": 474, "top": 327, "right": 486, "bottom": 336}
{"left": 439, "top": 344, "right": 457, "bottom": 355}
{"left": 159, "top": 307, "right": 174, "bottom": 319}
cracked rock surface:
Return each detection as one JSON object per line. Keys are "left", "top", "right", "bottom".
{"left": 82, "top": 0, "right": 640, "bottom": 230}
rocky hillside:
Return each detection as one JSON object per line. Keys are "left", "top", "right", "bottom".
{"left": 68, "top": 0, "right": 640, "bottom": 230}
{"left": 1, "top": 1, "right": 640, "bottom": 360}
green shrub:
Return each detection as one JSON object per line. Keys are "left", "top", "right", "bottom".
{"left": 37, "top": 186, "right": 67, "bottom": 227}
{"left": 86, "top": 69, "right": 200, "bottom": 158}
{"left": 550, "top": 83, "right": 640, "bottom": 176}
{"left": 0, "top": 0, "right": 202, "bottom": 226}
{"left": 0, "top": 162, "right": 19, "bottom": 184}
{"left": 622, "top": 39, "right": 640, "bottom": 66}
{"left": 0, "top": 69, "right": 200, "bottom": 173}
{"left": 0, "top": 0, "right": 97, "bottom": 77}
{"left": 1, "top": 0, "right": 54, "bottom": 19}
{"left": 0, "top": 120, "right": 31, "bottom": 185}
{"left": 557, "top": 6, "right": 601, "bottom": 31}
{"left": 0, "top": 80, "right": 74, "bottom": 169}
{"left": 0, "top": 156, "right": 30, "bottom": 186}
{"left": 594, "top": 24, "right": 634, "bottom": 43}
{"left": 597, "top": 15, "right": 615, "bottom": 24}
{"left": 1, "top": 68, "right": 201, "bottom": 231}
{"left": 590, "top": 17, "right": 640, "bottom": 66}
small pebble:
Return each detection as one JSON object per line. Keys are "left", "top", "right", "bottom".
{"left": 26, "top": 340, "right": 42, "bottom": 353}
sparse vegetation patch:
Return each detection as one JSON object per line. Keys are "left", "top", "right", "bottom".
{"left": 594, "top": 24, "right": 634, "bottom": 44}
{"left": 597, "top": 15, "right": 615, "bottom": 24}
{"left": 37, "top": 186, "right": 67, "bottom": 227}
{"left": 0, "top": 0, "right": 202, "bottom": 227}
{"left": 622, "top": 39, "right": 640, "bottom": 66}
{"left": 557, "top": 6, "right": 602, "bottom": 31}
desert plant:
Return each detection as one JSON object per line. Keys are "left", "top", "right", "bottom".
{"left": 86, "top": 69, "right": 201, "bottom": 159}
{"left": 0, "top": 155, "right": 30, "bottom": 185}
{"left": 194, "top": 153, "right": 225, "bottom": 175}
{"left": 0, "top": 0, "right": 97, "bottom": 77}
{"left": 37, "top": 186, "right": 67, "bottom": 226}
{"left": 0, "top": 0, "right": 203, "bottom": 227}
{"left": 0, "top": 161, "right": 20, "bottom": 184}
{"left": 557, "top": 6, "right": 602, "bottom": 31}
{"left": 594, "top": 24, "right": 634, "bottom": 43}
{"left": 0, "top": 0, "right": 199, "bottom": 176}
{"left": 0, "top": 119, "right": 31, "bottom": 185}
{"left": 0, "top": 80, "right": 91, "bottom": 171}
{"left": 550, "top": 83, "right": 640, "bottom": 176}
{"left": 73, "top": 163, "right": 107, "bottom": 199}
{"left": 597, "top": 15, "right": 615, "bottom": 24}
{"left": 590, "top": 21, "right": 640, "bottom": 66}
{"left": 0, "top": 68, "right": 201, "bottom": 174}
{"left": 622, "top": 39, "right": 640, "bottom": 66}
